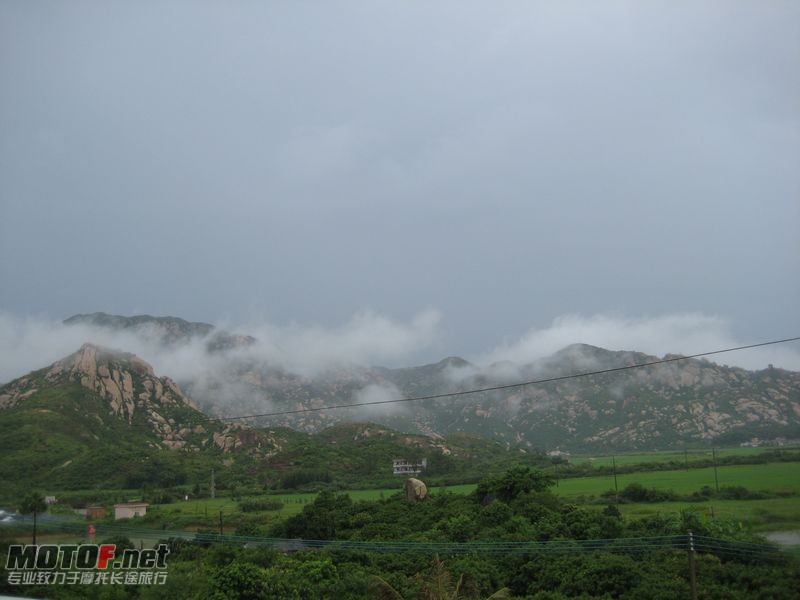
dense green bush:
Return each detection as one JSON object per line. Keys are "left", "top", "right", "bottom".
{"left": 608, "top": 482, "right": 679, "bottom": 503}
{"left": 279, "top": 469, "right": 333, "bottom": 489}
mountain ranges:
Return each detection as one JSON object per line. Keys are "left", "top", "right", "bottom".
{"left": 2, "top": 313, "right": 798, "bottom": 481}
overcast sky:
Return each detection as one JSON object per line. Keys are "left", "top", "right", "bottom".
{"left": 1, "top": 1, "right": 798, "bottom": 371}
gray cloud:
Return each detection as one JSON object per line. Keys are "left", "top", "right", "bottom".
{"left": 0, "top": 2, "right": 797, "bottom": 365}
{"left": 349, "top": 383, "right": 407, "bottom": 418}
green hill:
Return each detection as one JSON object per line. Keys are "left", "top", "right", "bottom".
{"left": 0, "top": 346, "right": 544, "bottom": 495}
{"left": 256, "top": 421, "right": 546, "bottom": 490}
{"left": 0, "top": 344, "right": 286, "bottom": 493}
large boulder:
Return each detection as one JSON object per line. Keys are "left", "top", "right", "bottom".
{"left": 404, "top": 478, "right": 428, "bottom": 502}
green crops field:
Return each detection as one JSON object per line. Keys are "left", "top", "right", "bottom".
{"left": 553, "top": 462, "right": 800, "bottom": 497}
{"left": 553, "top": 462, "right": 800, "bottom": 532}
{"left": 567, "top": 446, "right": 800, "bottom": 467}
{"left": 616, "top": 497, "right": 800, "bottom": 532}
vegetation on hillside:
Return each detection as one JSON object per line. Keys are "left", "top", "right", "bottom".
{"left": 2, "top": 467, "right": 797, "bottom": 599}
{"left": 256, "top": 423, "right": 548, "bottom": 491}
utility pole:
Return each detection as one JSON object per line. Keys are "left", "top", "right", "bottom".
{"left": 612, "top": 456, "right": 619, "bottom": 503}
{"left": 211, "top": 468, "right": 216, "bottom": 500}
{"left": 712, "top": 448, "right": 719, "bottom": 493}
{"left": 219, "top": 511, "right": 223, "bottom": 536}
{"left": 687, "top": 530, "right": 699, "bottom": 600}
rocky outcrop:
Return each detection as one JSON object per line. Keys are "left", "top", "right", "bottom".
{"left": 0, "top": 344, "right": 278, "bottom": 457}
{"left": 404, "top": 478, "right": 428, "bottom": 502}
{"left": 41, "top": 343, "right": 197, "bottom": 421}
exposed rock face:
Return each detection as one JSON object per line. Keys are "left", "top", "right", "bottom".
{"left": 404, "top": 478, "right": 428, "bottom": 502}
{"left": 0, "top": 344, "right": 280, "bottom": 457}
{"left": 212, "top": 425, "right": 250, "bottom": 452}
{"left": 40, "top": 343, "right": 196, "bottom": 421}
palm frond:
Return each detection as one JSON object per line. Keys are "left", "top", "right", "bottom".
{"left": 485, "top": 587, "right": 512, "bottom": 600}
{"left": 369, "top": 575, "right": 406, "bottom": 600}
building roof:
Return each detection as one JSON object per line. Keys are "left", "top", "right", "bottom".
{"left": 113, "top": 502, "right": 149, "bottom": 508}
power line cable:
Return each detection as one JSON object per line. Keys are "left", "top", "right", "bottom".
{"left": 210, "top": 336, "right": 800, "bottom": 422}
{"left": 19, "top": 520, "right": 783, "bottom": 558}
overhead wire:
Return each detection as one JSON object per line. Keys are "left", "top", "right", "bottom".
{"left": 12, "top": 519, "right": 783, "bottom": 558}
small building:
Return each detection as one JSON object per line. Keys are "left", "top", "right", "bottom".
{"left": 86, "top": 505, "right": 107, "bottom": 520}
{"left": 392, "top": 458, "right": 427, "bottom": 476}
{"left": 547, "top": 450, "right": 571, "bottom": 458}
{"left": 114, "top": 502, "right": 149, "bottom": 520}
{"left": 44, "top": 496, "right": 57, "bottom": 505}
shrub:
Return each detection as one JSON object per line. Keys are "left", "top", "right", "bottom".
{"left": 239, "top": 499, "right": 283, "bottom": 513}
{"left": 279, "top": 469, "right": 332, "bottom": 489}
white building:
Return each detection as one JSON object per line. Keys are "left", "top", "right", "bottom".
{"left": 546, "top": 450, "right": 571, "bottom": 458}
{"left": 114, "top": 502, "right": 149, "bottom": 520}
{"left": 392, "top": 458, "right": 427, "bottom": 476}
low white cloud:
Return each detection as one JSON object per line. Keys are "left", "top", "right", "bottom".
{"left": 0, "top": 309, "right": 443, "bottom": 385}
{"left": 0, "top": 313, "right": 154, "bottom": 384}
{"left": 240, "top": 309, "right": 442, "bottom": 376}
{"left": 480, "top": 313, "right": 800, "bottom": 371}
{"left": 349, "top": 382, "right": 407, "bottom": 417}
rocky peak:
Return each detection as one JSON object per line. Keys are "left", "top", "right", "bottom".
{"left": 41, "top": 343, "right": 196, "bottom": 420}
{"left": 437, "top": 356, "right": 472, "bottom": 369}
{"left": 0, "top": 345, "right": 283, "bottom": 457}
{"left": 49, "top": 343, "right": 155, "bottom": 381}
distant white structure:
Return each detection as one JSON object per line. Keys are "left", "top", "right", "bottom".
{"left": 547, "top": 450, "right": 571, "bottom": 458}
{"left": 114, "top": 502, "right": 149, "bottom": 520}
{"left": 393, "top": 458, "right": 427, "bottom": 476}
{"left": 44, "top": 496, "right": 57, "bottom": 505}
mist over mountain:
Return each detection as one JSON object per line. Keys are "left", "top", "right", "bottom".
{"left": 0, "top": 342, "right": 542, "bottom": 490}
{"left": 27, "top": 313, "right": 798, "bottom": 452}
